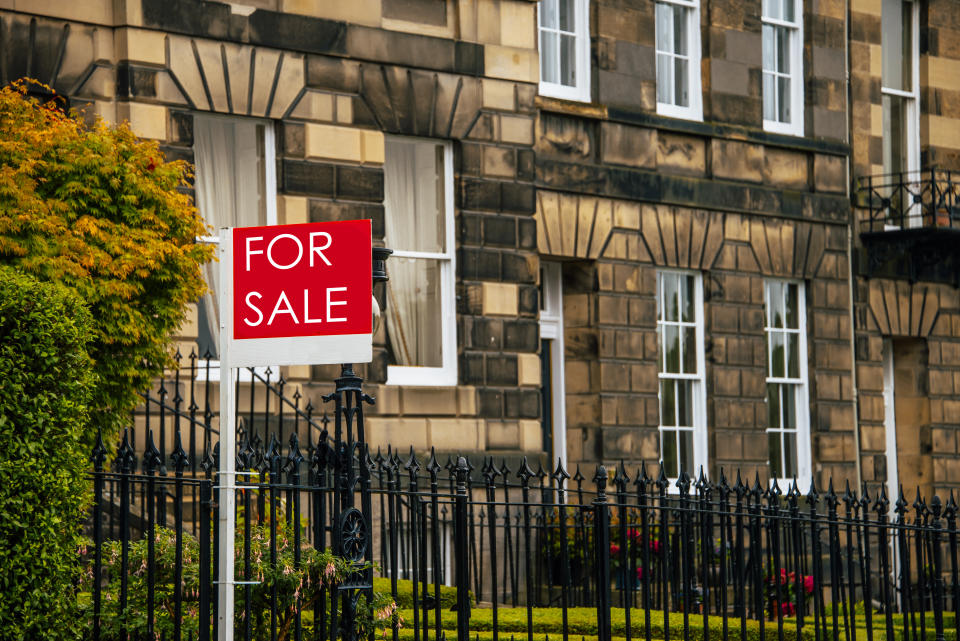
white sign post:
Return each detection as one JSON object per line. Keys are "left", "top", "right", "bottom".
{"left": 216, "top": 228, "right": 237, "bottom": 640}
{"left": 215, "top": 220, "right": 372, "bottom": 641}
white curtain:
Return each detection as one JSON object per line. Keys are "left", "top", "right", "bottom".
{"left": 384, "top": 139, "right": 443, "bottom": 367}
{"left": 194, "top": 116, "right": 264, "bottom": 355}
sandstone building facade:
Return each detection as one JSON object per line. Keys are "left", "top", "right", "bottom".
{"left": 4, "top": 0, "right": 958, "bottom": 494}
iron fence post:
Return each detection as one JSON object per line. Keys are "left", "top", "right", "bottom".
{"left": 455, "top": 456, "right": 471, "bottom": 641}
{"left": 931, "top": 496, "right": 946, "bottom": 641}
{"left": 594, "top": 465, "right": 612, "bottom": 641}
{"left": 200, "top": 477, "right": 213, "bottom": 641}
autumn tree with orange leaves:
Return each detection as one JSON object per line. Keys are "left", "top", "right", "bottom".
{"left": 0, "top": 81, "right": 214, "bottom": 442}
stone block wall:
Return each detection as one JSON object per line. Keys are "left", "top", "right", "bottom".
{"left": 534, "top": 0, "right": 855, "bottom": 482}
{"left": 848, "top": 0, "right": 960, "bottom": 496}
{"left": 1, "top": 0, "right": 548, "bottom": 459}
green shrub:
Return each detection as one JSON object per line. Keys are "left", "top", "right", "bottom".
{"left": 83, "top": 521, "right": 401, "bottom": 641}
{"left": 0, "top": 265, "right": 95, "bottom": 641}
{"left": 0, "top": 80, "right": 213, "bottom": 440}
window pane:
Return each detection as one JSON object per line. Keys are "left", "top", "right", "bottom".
{"left": 541, "top": 0, "right": 558, "bottom": 29}
{"left": 762, "top": 25, "right": 775, "bottom": 72}
{"left": 662, "top": 273, "right": 679, "bottom": 321}
{"left": 682, "top": 327, "right": 697, "bottom": 374}
{"left": 782, "top": 0, "right": 795, "bottom": 22}
{"left": 675, "top": 57, "right": 689, "bottom": 106}
{"left": 776, "top": 26, "right": 790, "bottom": 73}
{"left": 785, "top": 283, "right": 799, "bottom": 328}
{"left": 778, "top": 76, "right": 791, "bottom": 122}
{"left": 782, "top": 384, "right": 796, "bottom": 429}
{"left": 763, "top": 73, "right": 776, "bottom": 121}
{"left": 681, "top": 275, "right": 695, "bottom": 322}
{"left": 677, "top": 380, "right": 693, "bottom": 427}
{"left": 769, "top": 432, "right": 783, "bottom": 479}
{"left": 661, "top": 381, "right": 676, "bottom": 426}
{"left": 767, "top": 383, "right": 781, "bottom": 429}
{"left": 541, "top": 31, "right": 559, "bottom": 84}
{"left": 656, "top": 3, "right": 672, "bottom": 53}
{"left": 663, "top": 325, "right": 680, "bottom": 373}
{"left": 787, "top": 333, "right": 800, "bottom": 378}
{"left": 673, "top": 5, "right": 688, "bottom": 56}
{"left": 679, "top": 430, "right": 694, "bottom": 476}
{"left": 194, "top": 116, "right": 268, "bottom": 359}
{"left": 657, "top": 53, "right": 672, "bottom": 104}
{"left": 560, "top": 33, "right": 577, "bottom": 87}
{"left": 882, "top": 0, "right": 912, "bottom": 90}
{"left": 882, "top": 93, "right": 909, "bottom": 176}
{"left": 386, "top": 257, "right": 444, "bottom": 367}
{"left": 783, "top": 432, "right": 797, "bottom": 478}
{"left": 559, "top": 0, "right": 575, "bottom": 31}
{"left": 662, "top": 429, "right": 679, "bottom": 477}
{"left": 770, "top": 332, "right": 785, "bottom": 377}
{"left": 768, "top": 281, "right": 784, "bottom": 328}
{"left": 384, "top": 140, "right": 446, "bottom": 253}
{"left": 763, "top": 0, "right": 777, "bottom": 19}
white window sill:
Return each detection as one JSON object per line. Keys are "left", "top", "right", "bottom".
{"left": 763, "top": 119, "right": 804, "bottom": 137}
{"left": 539, "top": 82, "right": 590, "bottom": 104}
{"left": 656, "top": 102, "right": 703, "bottom": 122}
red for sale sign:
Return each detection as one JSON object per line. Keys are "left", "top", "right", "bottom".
{"left": 221, "top": 219, "right": 372, "bottom": 367}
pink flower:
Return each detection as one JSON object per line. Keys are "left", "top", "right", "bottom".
{"left": 780, "top": 601, "right": 796, "bottom": 616}
{"left": 636, "top": 566, "right": 644, "bottom": 581}
{"left": 649, "top": 540, "right": 661, "bottom": 554}
{"left": 803, "top": 575, "right": 814, "bottom": 595}
{"left": 324, "top": 562, "right": 336, "bottom": 579}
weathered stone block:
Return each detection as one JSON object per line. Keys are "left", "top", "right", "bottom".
{"left": 518, "top": 353, "right": 540, "bottom": 386}
{"left": 484, "top": 44, "right": 538, "bottom": 83}
{"left": 763, "top": 148, "right": 808, "bottom": 190}
{"left": 482, "top": 282, "right": 519, "bottom": 316}
{"left": 487, "top": 420, "right": 519, "bottom": 449}
{"left": 601, "top": 122, "right": 657, "bottom": 169}
{"left": 482, "top": 78, "right": 515, "bottom": 110}
{"left": 500, "top": 115, "right": 534, "bottom": 145}
{"left": 712, "top": 139, "right": 763, "bottom": 183}
{"left": 657, "top": 132, "right": 705, "bottom": 176}
{"left": 117, "top": 101, "right": 167, "bottom": 140}
{"left": 401, "top": 386, "right": 458, "bottom": 415}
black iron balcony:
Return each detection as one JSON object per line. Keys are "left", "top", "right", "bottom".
{"left": 857, "top": 168, "right": 960, "bottom": 285}
{"left": 858, "top": 168, "right": 960, "bottom": 231}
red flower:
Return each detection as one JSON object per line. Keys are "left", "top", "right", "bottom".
{"left": 609, "top": 543, "right": 621, "bottom": 557}
{"left": 636, "top": 566, "right": 644, "bottom": 581}
{"left": 780, "top": 601, "right": 796, "bottom": 616}
{"left": 146, "top": 159, "right": 156, "bottom": 172}
{"left": 649, "top": 539, "right": 661, "bottom": 554}
{"left": 803, "top": 575, "right": 814, "bottom": 595}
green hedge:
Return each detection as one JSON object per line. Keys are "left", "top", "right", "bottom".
{"left": 394, "top": 607, "right": 818, "bottom": 641}
{"left": 0, "top": 266, "right": 95, "bottom": 641}
{"left": 389, "top": 605, "right": 957, "bottom": 641}
{"left": 373, "top": 577, "right": 460, "bottom": 609}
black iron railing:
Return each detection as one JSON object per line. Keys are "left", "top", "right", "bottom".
{"left": 858, "top": 168, "right": 960, "bottom": 232}
{"left": 85, "top": 414, "right": 960, "bottom": 641}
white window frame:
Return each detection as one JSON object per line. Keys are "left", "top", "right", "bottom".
{"left": 762, "top": 0, "right": 804, "bottom": 136}
{"left": 540, "top": 262, "right": 568, "bottom": 470}
{"left": 655, "top": 0, "right": 703, "bottom": 121}
{"left": 880, "top": 0, "right": 921, "bottom": 226}
{"left": 656, "top": 270, "right": 708, "bottom": 485}
{"left": 763, "top": 279, "right": 811, "bottom": 487}
{"left": 537, "top": 0, "right": 591, "bottom": 103}
{"left": 195, "top": 117, "right": 277, "bottom": 383}
{"left": 385, "top": 138, "right": 457, "bottom": 387}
